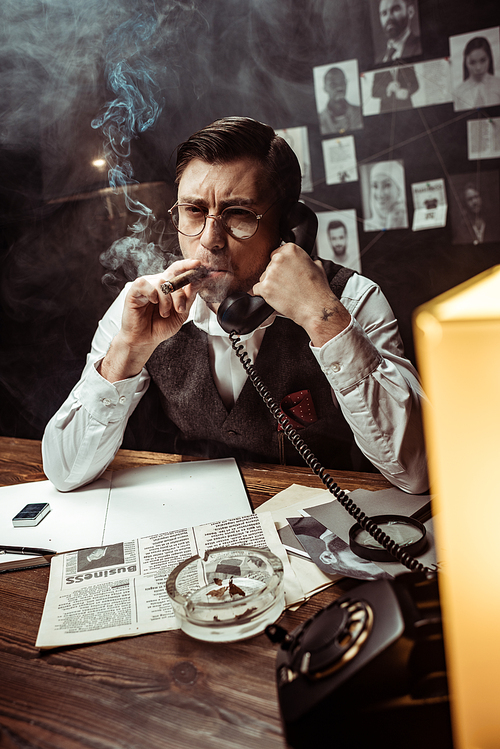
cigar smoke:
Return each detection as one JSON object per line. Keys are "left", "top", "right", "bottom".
{"left": 91, "top": 5, "right": 168, "bottom": 289}
{"left": 1, "top": 0, "right": 347, "bottom": 441}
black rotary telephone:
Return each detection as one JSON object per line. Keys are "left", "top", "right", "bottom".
{"left": 216, "top": 201, "right": 318, "bottom": 335}
{"left": 267, "top": 571, "right": 452, "bottom": 749}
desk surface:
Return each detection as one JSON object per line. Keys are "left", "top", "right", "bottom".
{"left": 0, "top": 437, "right": 391, "bottom": 749}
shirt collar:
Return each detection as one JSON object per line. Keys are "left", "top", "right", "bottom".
{"left": 187, "top": 294, "right": 278, "bottom": 340}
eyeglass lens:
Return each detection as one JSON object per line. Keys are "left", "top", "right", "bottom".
{"left": 171, "top": 204, "right": 259, "bottom": 239}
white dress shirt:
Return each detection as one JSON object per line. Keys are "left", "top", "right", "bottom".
{"left": 42, "top": 273, "right": 428, "bottom": 494}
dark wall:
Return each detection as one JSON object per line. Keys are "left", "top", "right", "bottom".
{"left": 1, "top": 0, "right": 499, "bottom": 440}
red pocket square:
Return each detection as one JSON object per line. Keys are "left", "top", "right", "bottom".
{"left": 279, "top": 389, "right": 317, "bottom": 430}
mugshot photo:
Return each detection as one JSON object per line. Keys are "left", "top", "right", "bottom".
{"left": 450, "top": 26, "right": 500, "bottom": 111}
{"left": 369, "top": 0, "right": 422, "bottom": 64}
{"left": 313, "top": 59, "right": 363, "bottom": 136}
{"left": 315, "top": 209, "right": 362, "bottom": 272}
{"left": 360, "top": 160, "right": 409, "bottom": 231}
{"left": 447, "top": 171, "right": 500, "bottom": 245}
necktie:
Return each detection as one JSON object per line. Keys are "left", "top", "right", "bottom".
{"left": 386, "top": 43, "right": 397, "bottom": 61}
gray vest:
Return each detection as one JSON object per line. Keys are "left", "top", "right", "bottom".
{"left": 141, "top": 262, "right": 374, "bottom": 471}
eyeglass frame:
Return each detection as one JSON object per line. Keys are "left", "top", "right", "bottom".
{"left": 168, "top": 199, "right": 279, "bottom": 240}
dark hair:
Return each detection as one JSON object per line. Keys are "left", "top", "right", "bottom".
{"left": 324, "top": 67, "right": 346, "bottom": 84}
{"left": 463, "top": 181, "right": 480, "bottom": 194}
{"left": 378, "top": 0, "right": 413, "bottom": 11}
{"left": 175, "top": 117, "right": 302, "bottom": 208}
{"left": 463, "top": 36, "right": 494, "bottom": 80}
{"left": 327, "top": 219, "right": 347, "bottom": 233}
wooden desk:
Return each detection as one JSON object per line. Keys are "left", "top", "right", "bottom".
{"left": 0, "top": 437, "right": 391, "bottom": 749}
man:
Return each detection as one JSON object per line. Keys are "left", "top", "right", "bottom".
{"left": 319, "top": 67, "right": 362, "bottom": 136}
{"left": 42, "top": 117, "right": 427, "bottom": 494}
{"left": 327, "top": 220, "right": 348, "bottom": 261}
{"left": 453, "top": 182, "right": 499, "bottom": 245}
{"left": 375, "top": 0, "right": 422, "bottom": 64}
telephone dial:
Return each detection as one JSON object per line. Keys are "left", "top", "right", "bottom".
{"left": 267, "top": 571, "right": 452, "bottom": 749}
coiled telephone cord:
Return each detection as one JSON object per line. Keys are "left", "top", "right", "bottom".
{"left": 229, "top": 331, "right": 432, "bottom": 575}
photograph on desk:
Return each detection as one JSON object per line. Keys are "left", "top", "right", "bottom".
{"left": 287, "top": 515, "right": 390, "bottom": 580}
{"left": 304, "top": 487, "right": 438, "bottom": 577}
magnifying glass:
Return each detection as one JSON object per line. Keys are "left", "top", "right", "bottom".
{"left": 349, "top": 515, "right": 427, "bottom": 563}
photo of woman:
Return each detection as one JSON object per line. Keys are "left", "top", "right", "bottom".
{"left": 451, "top": 31, "right": 500, "bottom": 111}
{"left": 361, "top": 160, "right": 409, "bottom": 231}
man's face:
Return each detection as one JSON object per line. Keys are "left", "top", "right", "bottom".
{"left": 328, "top": 227, "right": 347, "bottom": 257}
{"left": 324, "top": 70, "right": 347, "bottom": 102}
{"left": 176, "top": 157, "right": 281, "bottom": 308}
{"left": 379, "top": 0, "right": 413, "bottom": 40}
{"left": 465, "top": 187, "right": 482, "bottom": 215}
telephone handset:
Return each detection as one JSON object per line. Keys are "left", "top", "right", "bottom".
{"left": 216, "top": 202, "right": 318, "bottom": 335}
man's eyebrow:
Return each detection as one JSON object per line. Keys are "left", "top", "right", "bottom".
{"left": 177, "top": 196, "right": 258, "bottom": 209}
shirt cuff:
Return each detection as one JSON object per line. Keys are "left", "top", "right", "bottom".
{"left": 75, "top": 359, "right": 145, "bottom": 424}
{"left": 310, "top": 318, "right": 382, "bottom": 390}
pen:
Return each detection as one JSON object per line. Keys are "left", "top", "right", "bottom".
{"left": 0, "top": 545, "right": 57, "bottom": 556}
{"left": 161, "top": 266, "right": 208, "bottom": 295}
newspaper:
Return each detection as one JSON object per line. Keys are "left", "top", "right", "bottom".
{"left": 36, "top": 511, "right": 301, "bottom": 649}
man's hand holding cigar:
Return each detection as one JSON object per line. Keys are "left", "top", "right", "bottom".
{"left": 99, "top": 260, "right": 207, "bottom": 383}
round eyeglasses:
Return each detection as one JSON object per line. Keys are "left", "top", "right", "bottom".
{"left": 169, "top": 203, "right": 269, "bottom": 240}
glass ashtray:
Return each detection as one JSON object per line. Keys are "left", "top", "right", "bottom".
{"left": 166, "top": 546, "right": 284, "bottom": 642}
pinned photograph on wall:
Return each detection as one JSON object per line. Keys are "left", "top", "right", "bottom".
{"left": 275, "top": 126, "right": 313, "bottom": 192}
{"left": 322, "top": 135, "right": 358, "bottom": 185}
{"left": 411, "top": 179, "right": 448, "bottom": 231}
{"left": 360, "top": 60, "right": 452, "bottom": 116}
{"left": 467, "top": 117, "right": 500, "bottom": 160}
{"left": 368, "top": 0, "right": 422, "bottom": 65}
{"left": 313, "top": 59, "right": 363, "bottom": 136}
{"left": 448, "top": 171, "right": 500, "bottom": 245}
{"left": 450, "top": 26, "right": 500, "bottom": 111}
{"left": 360, "top": 160, "right": 408, "bottom": 231}
{"left": 315, "top": 209, "right": 362, "bottom": 272}
{"left": 361, "top": 64, "right": 419, "bottom": 115}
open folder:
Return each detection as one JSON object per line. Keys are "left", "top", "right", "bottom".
{"left": 0, "top": 459, "right": 252, "bottom": 572}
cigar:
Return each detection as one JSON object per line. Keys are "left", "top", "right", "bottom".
{"left": 160, "top": 266, "right": 208, "bottom": 295}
